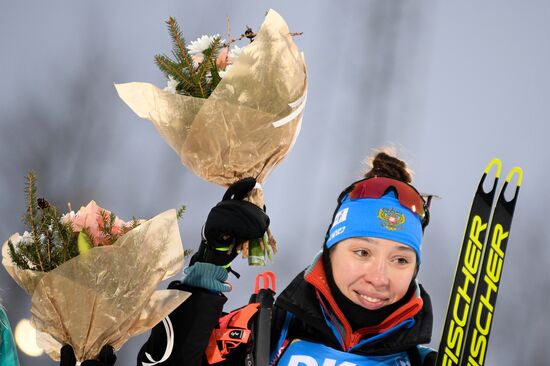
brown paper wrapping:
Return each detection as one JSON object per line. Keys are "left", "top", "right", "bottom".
{"left": 115, "top": 9, "right": 307, "bottom": 188}
{"left": 116, "top": 9, "right": 307, "bottom": 264}
{"left": 2, "top": 209, "right": 190, "bottom": 361}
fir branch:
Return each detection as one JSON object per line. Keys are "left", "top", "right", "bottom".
{"left": 98, "top": 209, "right": 115, "bottom": 244}
{"left": 24, "top": 172, "right": 44, "bottom": 271}
{"left": 208, "top": 58, "right": 222, "bottom": 91}
{"left": 160, "top": 16, "right": 203, "bottom": 94}
{"left": 37, "top": 198, "right": 53, "bottom": 265}
{"left": 98, "top": 210, "right": 137, "bottom": 244}
{"left": 154, "top": 55, "right": 196, "bottom": 93}
{"left": 195, "top": 37, "right": 223, "bottom": 98}
{"left": 184, "top": 248, "right": 194, "bottom": 258}
{"left": 24, "top": 172, "right": 38, "bottom": 236}
{"left": 156, "top": 16, "right": 222, "bottom": 98}
{"left": 8, "top": 240, "right": 30, "bottom": 270}
{"left": 130, "top": 217, "right": 141, "bottom": 229}
{"left": 176, "top": 205, "right": 186, "bottom": 220}
{"left": 196, "top": 78, "right": 207, "bottom": 99}
{"left": 165, "top": 17, "right": 196, "bottom": 77}
{"left": 45, "top": 226, "right": 52, "bottom": 265}
{"left": 51, "top": 213, "right": 74, "bottom": 263}
{"left": 196, "top": 37, "right": 221, "bottom": 80}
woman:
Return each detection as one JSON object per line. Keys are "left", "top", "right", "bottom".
{"left": 137, "top": 150, "right": 437, "bottom": 365}
{"left": 0, "top": 302, "right": 20, "bottom": 365}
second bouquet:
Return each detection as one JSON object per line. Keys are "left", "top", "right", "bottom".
{"left": 2, "top": 172, "right": 190, "bottom": 361}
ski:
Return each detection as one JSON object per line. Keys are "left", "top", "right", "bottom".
{"left": 436, "top": 158, "right": 502, "bottom": 366}
{"left": 459, "top": 166, "right": 522, "bottom": 366}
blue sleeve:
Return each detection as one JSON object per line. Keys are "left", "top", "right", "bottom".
{"left": 0, "top": 307, "right": 20, "bottom": 366}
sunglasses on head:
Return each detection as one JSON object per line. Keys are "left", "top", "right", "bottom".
{"left": 339, "top": 176, "right": 431, "bottom": 229}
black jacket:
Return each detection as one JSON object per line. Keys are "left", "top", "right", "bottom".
{"left": 137, "top": 258, "right": 436, "bottom": 365}
{"left": 273, "top": 263, "right": 435, "bottom": 361}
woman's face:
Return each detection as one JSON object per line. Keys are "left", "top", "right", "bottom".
{"left": 330, "top": 237, "right": 417, "bottom": 310}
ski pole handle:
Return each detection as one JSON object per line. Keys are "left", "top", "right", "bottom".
{"left": 250, "top": 271, "right": 276, "bottom": 366}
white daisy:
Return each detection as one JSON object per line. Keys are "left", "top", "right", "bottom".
{"left": 163, "top": 76, "right": 179, "bottom": 94}
{"left": 187, "top": 34, "right": 224, "bottom": 55}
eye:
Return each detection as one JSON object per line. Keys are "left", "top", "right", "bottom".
{"left": 353, "top": 249, "right": 369, "bottom": 257}
{"left": 394, "top": 257, "right": 410, "bottom": 265}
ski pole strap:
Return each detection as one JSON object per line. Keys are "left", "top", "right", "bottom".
{"left": 204, "top": 272, "right": 278, "bottom": 365}
{"left": 205, "top": 303, "right": 260, "bottom": 364}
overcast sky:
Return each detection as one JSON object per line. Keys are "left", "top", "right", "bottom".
{"left": 1, "top": 1, "right": 549, "bottom": 365}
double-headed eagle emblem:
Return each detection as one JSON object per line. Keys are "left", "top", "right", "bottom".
{"left": 378, "top": 208, "right": 406, "bottom": 231}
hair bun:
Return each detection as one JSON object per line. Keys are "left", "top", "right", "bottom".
{"left": 364, "top": 149, "right": 413, "bottom": 183}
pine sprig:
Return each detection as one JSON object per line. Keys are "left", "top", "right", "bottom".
{"left": 23, "top": 171, "right": 44, "bottom": 271}
{"left": 155, "top": 16, "right": 202, "bottom": 96}
{"left": 196, "top": 36, "right": 221, "bottom": 77}
{"left": 8, "top": 172, "right": 79, "bottom": 272}
{"left": 155, "top": 16, "right": 226, "bottom": 99}
{"left": 7, "top": 172, "right": 187, "bottom": 272}
{"left": 166, "top": 17, "right": 195, "bottom": 76}
{"left": 95, "top": 210, "right": 135, "bottom": 246}
{"left": 50, "top": 209, "right": 77, "bottom": 263}
{"left": 154, "top": 55, "right": 196, "bottom": 94}
{"left": 176, "top": 205, "right": 186, "bottom": 220}
{"left": 7, "top": 240, "right": 30, "bottom": 270}
{"left": 129, "top": 217, "right": 142, "bottom": 229}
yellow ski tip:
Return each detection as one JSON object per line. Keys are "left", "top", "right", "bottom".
{"left": 506, "top": 166, "right": 523, "bottom": 187}
{"left": 484, "top": 158, "right": 502, "bottom": 178}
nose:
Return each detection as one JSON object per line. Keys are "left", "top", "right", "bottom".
{"left": 365, "top": 257, "right": 389, "bottom": 288}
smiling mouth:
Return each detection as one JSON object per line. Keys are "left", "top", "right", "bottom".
{"left": 356, "top": 291, "right": 388, "bottom": 305}
{"left": 360, "top": 294, "right": 384, "bottom": 303}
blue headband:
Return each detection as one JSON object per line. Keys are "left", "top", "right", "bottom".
{"left": 325, "top": 191, "right": 423, "bottom": 263}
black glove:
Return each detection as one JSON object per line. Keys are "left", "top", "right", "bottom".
{"left": 60, "top": 344, "right": 116, "bottom": 366}
{"left": 189, "top": 177, "right": 270, "bottom": 267}
{"left": 423, "top": 351, "right": 437, "bottom": 366}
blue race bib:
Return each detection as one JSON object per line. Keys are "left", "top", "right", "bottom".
{"left": 277, "top": 339, "right": 410, "bottom": 366}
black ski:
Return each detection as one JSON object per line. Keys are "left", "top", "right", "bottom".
{"left": 436, "top": 158, "right": 502, "bottom": 366}
{"left": 459, "top": 167, "right": 522, "bottom": 366}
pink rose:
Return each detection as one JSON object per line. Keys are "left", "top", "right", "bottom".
{"left": 63, "top": 201, "right": 132, "bottom": 246}
{"left": 216, "top": 47, "right": 230, "bottom": 70}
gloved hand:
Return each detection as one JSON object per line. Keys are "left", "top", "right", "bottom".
{"left": 182, "top": 262, "right": 232, "bottom": 292}
{"left": 60, "top": 344, "right": 116, "bottom": 366}
{"left": 189, "top": 177, "right": 270, "bottom": 268}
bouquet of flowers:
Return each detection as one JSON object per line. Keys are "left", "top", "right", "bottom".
{"left": 2, "top": 172, "right": 190, "bottom": 361}
{"left": 115, "top": 9, "right": 307, "bottom": 265}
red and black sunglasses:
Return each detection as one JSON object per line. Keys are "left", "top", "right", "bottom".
{"left": 337, "top": 176, "right": 432, "bottom": 229}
